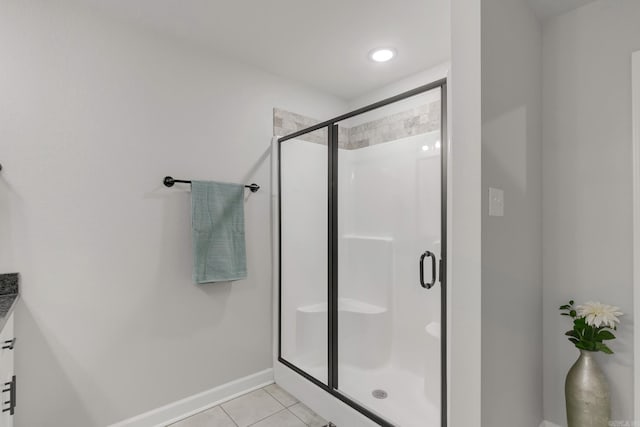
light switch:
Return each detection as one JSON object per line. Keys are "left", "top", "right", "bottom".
{"left": 489, "top": 187, "right": 504, "bottom": 217}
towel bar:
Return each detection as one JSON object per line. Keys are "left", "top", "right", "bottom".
{"left": 163, "top": 176, "right": 260, "bottom": 193}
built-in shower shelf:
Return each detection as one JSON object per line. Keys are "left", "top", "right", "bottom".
{"left": 298, "top": 298, "right": 387, "bottom": 314}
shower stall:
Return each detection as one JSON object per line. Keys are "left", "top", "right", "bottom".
{"left": 275, "top": 79, "right": 447, "bottom": 427}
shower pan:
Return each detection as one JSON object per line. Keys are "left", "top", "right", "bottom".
{"left": 275, "top": 79, "right": 447, "bottom": 427}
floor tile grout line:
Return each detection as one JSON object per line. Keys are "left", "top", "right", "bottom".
{"left": 287, "top": 406, "right": 312, "bottom": 426}
{"left": 172, "top": 385, "right": 310, "bottom": 427}
{"left": 261, "top": 386, "right": 281, "bottom": 404}
{"left": 219, "top": 404, "right": 240, "bottom": 427}
{"left": 242, "top": 386, "right": 287, "bottom": 426}
{"left": 246, "top": 407, "right": 290, "bottom": 427}
{"left": 222, "top": 387, "right": 284, "bottom": 427}
{"left": 262, "top": 384, "right": 299, "bottom": 408}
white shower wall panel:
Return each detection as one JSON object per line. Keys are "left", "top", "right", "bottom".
{"left": 339, "top": 236, "right": 392, "bottom": 309}
{"left": 338, "top": 132, "right": 441, "bottom": 375}
{"left": 281, "top": 131, "right": 441, "bottom": 378}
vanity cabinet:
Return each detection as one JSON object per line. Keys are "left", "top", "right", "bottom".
{"left": 0, "top": 314, "right": 15, "bottom": 427}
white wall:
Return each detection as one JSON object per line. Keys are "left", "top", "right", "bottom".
{"left": 542, "top": 1, "right": 640, "bottom": 424}
{"left": 347, "top": 65, "right": 449, "bottom": 114}
{"left": 450, "top": 0, "right": 483, "bottom": 425}
{"left": 481, "top": 0, "right": 543, "bottom": 426}
{"left": 0, "top": 1, "right": 347, "bottom": 426}
{"left": 633, "top": 49, "right": 640, "bottom": 427}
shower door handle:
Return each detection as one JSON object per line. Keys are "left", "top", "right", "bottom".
{"left": 419, "top": 251, "right": 436, "bottom": 289}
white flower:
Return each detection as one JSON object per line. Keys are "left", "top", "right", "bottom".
{"left": 576, "top": 302, "right": 623, "bottom": 328}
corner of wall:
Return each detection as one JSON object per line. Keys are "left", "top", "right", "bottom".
{"left": 450, "top": 0, "right": 482, "bottom": 426}
{"left": 481, "top": 0, "right": 543, "bottom": 425}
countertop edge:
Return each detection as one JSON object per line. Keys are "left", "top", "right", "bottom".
{"left": 0, "top": 294, "right": 19, "bottom": 334}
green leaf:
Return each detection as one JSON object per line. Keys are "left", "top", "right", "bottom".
{"left": 574, "top": 317, "right": 586, "bottom": 328}
{"left": 585, "top": 325, "right": 595, "bottom": 340}
{"left": 570, "top": 310, "right": 577, "bottom": 317}
{"left": 560, "top": 305, "right": 570, "bottom": 310}
{"left": 565, "top": 330, "right": 579, "bottom": 338}
{"left": 569, "top": 300, "right": 574, "bottom": 305}
{"left": 596, "top": 343, "right": 614, "bottom": 354}
{"left": 568, "top": 338, "right": 579, "bottom": 345}
{"left": 597, "top": 330, "right": 616, "bottom": 340}
{"left": 576, "top": 341, "right": 589, "bottom": 351}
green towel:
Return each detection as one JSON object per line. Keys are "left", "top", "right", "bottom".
{"left": 191, "top": 181, "right": 247, "bottom": 283}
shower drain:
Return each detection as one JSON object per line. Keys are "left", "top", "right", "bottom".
{"left": 372, "top": 389, "right": 388, "bottom": 399}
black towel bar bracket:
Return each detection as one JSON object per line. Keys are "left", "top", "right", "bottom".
{"left": 163, "top": 176, "right": 260, "bottom": 193}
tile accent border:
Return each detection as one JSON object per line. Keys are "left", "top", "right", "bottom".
{"left": 108, "top": 368, "right": 274, "bottom": 427}
{"left": 347, "top": 101, "right": 441, "bottom": 149}
{"left": 274, "top": 101, "right": 441, "bottom": 150}
{"left": 273, "top": 109, "right": 349, "bottom": 147}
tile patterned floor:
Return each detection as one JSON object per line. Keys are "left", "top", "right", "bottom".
{"left": 170, "top": 383, "right": 330, "bottom": 427}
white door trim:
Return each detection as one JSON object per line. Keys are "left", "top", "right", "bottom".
{"left": 632, "top": 50, "right": 640, "bottom": 422}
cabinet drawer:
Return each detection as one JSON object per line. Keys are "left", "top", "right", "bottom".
{"left": 0, "top": 314, "right": 15, "bottom": 426}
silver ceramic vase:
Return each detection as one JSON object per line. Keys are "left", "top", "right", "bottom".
{"left": 565, "top": 350, "right": 610, "bottom": 427}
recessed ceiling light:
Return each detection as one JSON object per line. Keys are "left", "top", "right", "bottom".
{"left": 369, "top": 48, "right": 396, "bottom": 63}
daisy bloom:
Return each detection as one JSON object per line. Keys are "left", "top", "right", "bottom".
{"left": 576, "top": 302, "right": 623, "bottom": 328}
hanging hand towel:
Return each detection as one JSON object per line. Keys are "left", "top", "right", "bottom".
{"left": 191, "top": 181, "right": 247, "bottom": 283}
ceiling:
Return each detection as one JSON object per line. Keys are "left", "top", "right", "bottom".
{"left": 524, "top": 0, "right": 598, "bottom": 20}
{"left": 86, "top": 0, "right": 450, "bottom": 101}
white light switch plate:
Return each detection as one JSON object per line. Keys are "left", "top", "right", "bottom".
{"left": 489, "top": 187, "right": 504, "bottom": 217}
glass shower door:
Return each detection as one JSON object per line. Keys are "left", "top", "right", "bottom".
{"left": 279, "top": 127, "right": 329, "bottom": 385}
{"left": 335, "top": 87, "right": 444, "bottom": 427}
{"left": 277, "top": 81, "right": 447, "bottom": 427}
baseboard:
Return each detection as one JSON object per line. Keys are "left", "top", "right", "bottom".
{"left": 540, "top": 421, "right": 563, "bottom": 427}
{"left": 109, "top": 368, "right": 274, "bottom": 427}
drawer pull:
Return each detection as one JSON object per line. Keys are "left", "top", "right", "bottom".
{"left": 2, "top": 376, "right": 15, "bottom": 415}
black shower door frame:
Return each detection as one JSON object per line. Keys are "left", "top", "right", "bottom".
{"left": 277, "top": 78, "right": 448, "bottom": 427}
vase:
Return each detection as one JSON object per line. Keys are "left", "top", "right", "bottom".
{"left": 565, "top": 349, "right": 610, "bottom": 427}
